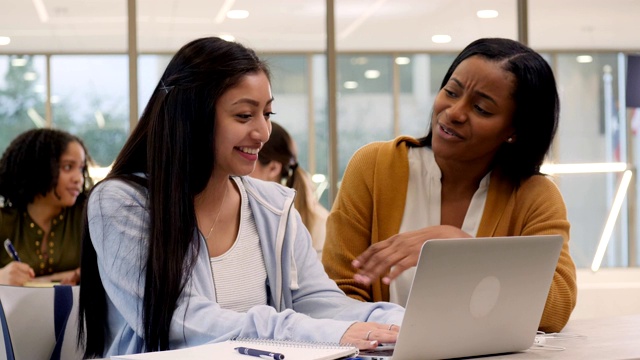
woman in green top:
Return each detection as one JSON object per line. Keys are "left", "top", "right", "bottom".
{"left": 0, "top": 128, "right": 92, "bottom": 285}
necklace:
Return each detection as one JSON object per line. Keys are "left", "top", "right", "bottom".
{"left": 204, "top": 182, "right": 229, "bottom": 240}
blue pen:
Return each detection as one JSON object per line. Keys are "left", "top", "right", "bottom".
{"left": 4, "top": 239, "right": 21, "bottom": 262}
{"left": 234, "top": 346, "right": 285, "bottom": 360}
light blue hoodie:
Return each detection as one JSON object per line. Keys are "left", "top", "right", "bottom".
{"left": 88, "top": 175, "right": 404, "bottom": 356}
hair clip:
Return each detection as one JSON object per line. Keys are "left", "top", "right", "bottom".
{"left": 160, "top": 80, "right": 174, "bottom": 94}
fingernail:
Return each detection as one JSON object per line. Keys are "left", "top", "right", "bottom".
{"left": 382, "top": 277, "right": 390, "bottom": 285}
{"left": 352, "top": 259, "right": 361, "bottom": 268}
{"left": 353, "top": 274, "right": 370, "bottom": 285}
{"left": 370, "top": 340, "right": 378, "bottom": 346}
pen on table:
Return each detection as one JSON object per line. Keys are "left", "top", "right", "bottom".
{"left": 4, "top": 239, "right": 21, "bottom": 262}
{"left": 234, "top": 346, "right": 285, "bottom": 360}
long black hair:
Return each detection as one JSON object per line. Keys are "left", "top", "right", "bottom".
{"left": 418, "top": 37, "right": 560, "bottom": 186}
{"left": 78, "top": 37, "right": 270, "bottom": 357}
{"left": 0, "top": 128, "right": 91, "bottom": 209}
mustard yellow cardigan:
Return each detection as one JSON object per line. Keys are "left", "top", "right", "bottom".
{"left": 323, "top": 136, "right": 577, "bottom": 333}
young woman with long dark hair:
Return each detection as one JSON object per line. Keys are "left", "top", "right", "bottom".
{"left": 77, "top": 37, "right": 404, "bottom": 358}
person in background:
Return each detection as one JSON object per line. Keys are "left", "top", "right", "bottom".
{"left": 251, "top": 121, "right": 329, "bottom": 257}
{"left": 77, "top": 37, "right": 403, "bottom": 358}
{"left": 322, "top": 37, "right": 577, "bottom": 333}
{"left": 0, "top": 128, "right": 91, "bottom": 286}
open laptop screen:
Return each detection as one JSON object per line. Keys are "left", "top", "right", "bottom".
{"left": 358, "top": 235, "right": 563, "bottom": 360}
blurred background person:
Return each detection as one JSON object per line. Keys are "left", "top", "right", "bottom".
{"left": 251, "top": 121, "right": 328, "bottom": 257}
{"left": 0, "top": 128, "right": 92, "bottom": 286}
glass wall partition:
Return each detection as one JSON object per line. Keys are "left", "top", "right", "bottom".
{"left": 0, "top": 55, "right": 46, "bottom": 152}
{"left": 336, "top": 54, "right": 394, "bottom": 178}
{"left": 397, "top": 54, "right": 457, "bottom": 138}
{"left": 551, "top": 53, "right": 629, "bottom": 269}
{"left": 1, "top": 0, "right": 639, "bottom": 269}
{"left": 50, "top": 55, "right": 129, "bottom": 167}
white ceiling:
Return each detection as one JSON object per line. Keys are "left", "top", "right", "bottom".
{"left": 0, "top": 0, "right": 639, "bottom": 54}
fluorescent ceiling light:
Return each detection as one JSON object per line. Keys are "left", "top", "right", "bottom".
{"left": 215, "top": 0, "right": 235, "bottom": 24}
{"left": 350, "top": 57, "right": 368, "bottom": 65}
{"left": 338, "top": 0, "right": 388, "bottom": 40}
{"left": 219, "top": 34, "right": 235, "bottom": 42}
{"left": 27, "top": 108, "right": 45, "bottom": 127}
{"left": 11, "top": 58, "right": 27, "bottom": 67}
{"left": 94, "top": 110, "right": 105, "bottom": 129}
{"left": 395, "top": 57, "right": 411, "bottom": 65}
{"left": 477, "top": 10, "right": 499, "bottom": 19}
{"left": 364, "top": 70, "right": 380, "bottom": 79}
{"left": 312, "top": 173, "right": 329, "bottom": 199}
{"left": 23, "top": 72, "right": 37, "bottom": 81}
{"left": 577, "top": 55, "right": 593, "bottom": 63}
{"left": 591, "top": 170, "right": 633, "bottom": 272}
{"left": 343, "top": 81, "right": 358, "bottom": 89}
{"left": 0, "top": 36, "right": 10, "bottom": 46}
{"left": 32, "top": 0, "right": 49, "bottom": 22}
{"left": 227, "top": 10, "right": 249, "bottom": 19}
{"left": 311, "top": 174, "right": 326, "bottom": 183}
{"left": 432, "top": 35, "right": 452, "bottom": 44}
{"left": 540, "top": 162, "right": 627, "bottom": 174}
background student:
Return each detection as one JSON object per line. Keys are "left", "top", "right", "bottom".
{"left": 322, "top": 37, "right": 577, "bottom": 333}
{"left": 0, "top": 128, "right": 90, "bottom": 285}
{"left": 78, "top": 37, "right": 403, "bottom": 358}
{"left": 251, "top": 121, "right": 329, "bottom": 257}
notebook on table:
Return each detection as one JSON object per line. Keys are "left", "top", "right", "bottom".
{"left": 111, "top": 337, "right": 359, "bottom": 360}
{"left": 359, "top": 235, "right": 563, "bottom": 360}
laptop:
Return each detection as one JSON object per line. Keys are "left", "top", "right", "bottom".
{"left": 358, "top": 235, "right": 563, "bottom": 360}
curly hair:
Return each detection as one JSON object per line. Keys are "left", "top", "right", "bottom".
{"left": 0, "top": 128, "right": 92, "bottom": 209}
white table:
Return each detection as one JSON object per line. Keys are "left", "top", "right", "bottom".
{"left": 93, "top": 314, "right": 640, "bottom": 360}
{"left": 476, "top": 314, "right": 640, "bottom": 359}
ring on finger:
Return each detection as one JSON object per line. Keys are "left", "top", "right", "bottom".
{"left": 388, "top": 324, "right": 396, "bottom": 330}
{"left": 366, "top": 330, "right": 373, "bottom": 340}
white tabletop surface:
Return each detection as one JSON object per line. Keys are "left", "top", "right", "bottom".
{"left": 474, "top": 314, "right": 640, "bottom": 359}
{"left": 93, "top": 314, "right": 640, "bottom": 360}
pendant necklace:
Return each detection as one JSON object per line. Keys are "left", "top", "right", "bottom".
{"left": 204, "top": 182, "right": 229, "bottom": 240}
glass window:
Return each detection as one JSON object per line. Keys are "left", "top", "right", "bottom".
{"left": 0, "top": 55, "right": 46, "bottom": 152}
{"left": 311, "top": 54, "right": 330, "bottom": 208}
{"left": 264, "top": 54, "right": 332, "bottom": 208}
{"left": 138, "top": 55, "right": 173, "bottom": 119}
{"left": 50, "top": 55, "right": 130, "bottom": 167}
{"left": 337, "top": 54, "right": 394, "bottom": 178}
{"left": 552, "top": 53, "right": 626, "bottom": 268}
{"left": 261, "top": 55, "right": 310, "bottom": 170}
{"left": 398, "top": 54, "right": 456, "bottom": 138}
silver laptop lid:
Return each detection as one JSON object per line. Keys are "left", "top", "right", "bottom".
{"left": 389, "top": 235, "right": 563, "bottom": 360}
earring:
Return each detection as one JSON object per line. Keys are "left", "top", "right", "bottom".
{"left": 507, "top": 137, "right": 514, "bottom": 143}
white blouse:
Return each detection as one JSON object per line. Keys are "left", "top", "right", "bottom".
{"left": 389, "top": 147, "right": 490, "bottom": 306}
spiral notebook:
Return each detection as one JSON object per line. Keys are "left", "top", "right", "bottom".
{"left": 111, "top": 338, "right": 358, "bottom": 360}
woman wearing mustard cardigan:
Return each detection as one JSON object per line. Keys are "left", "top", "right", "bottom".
{"left": 322, "top": 38, "right": 577, "bottom": 333}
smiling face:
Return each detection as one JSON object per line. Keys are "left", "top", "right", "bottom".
{"left": 431, "top": 56, "right": 517, "bottom": 169}
{"left": 213, "top": 71, "right": 274, "bottom": 178}
{"left": 41, "top": 140, "right": 86, "bottom": 208}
